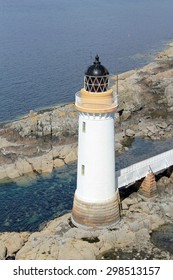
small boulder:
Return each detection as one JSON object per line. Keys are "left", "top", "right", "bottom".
{"left": 164, "top": 83, "right": 173, "bottom": 107}
{"left": 2, "top": 233, "right": 25, "bottom": 256}
{"left": 147, "top": 124, "right": 158, "bottom": 134}
{"left": 122, "top": 110, "right": 131, "bottom": 121}
{"left": 125, "top": 129, "right": 135, "bottom": 137}
{"left": 156, "top": 122, "right": 168, "bottom": 129}
{"left": 0, "top": 242, "right": 7, "bottom": 260}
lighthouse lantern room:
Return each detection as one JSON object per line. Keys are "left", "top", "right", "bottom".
{"left": 72, "top": 55, "right": 120, "bottom": 229}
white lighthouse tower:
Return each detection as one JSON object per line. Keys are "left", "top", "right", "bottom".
{"left": 72, "top": 55, "right": 120, "bottom": 229}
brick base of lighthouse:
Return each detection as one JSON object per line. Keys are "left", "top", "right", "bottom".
{"left": 138, "top": 171, "right": 158, "bottom": 198}
{"left": 71, "top": 192, "right": 120, "bottom": 229}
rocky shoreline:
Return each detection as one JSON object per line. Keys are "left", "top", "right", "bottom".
{"left": 0, "top": 42, "right": 173, "bottom": 260}
{"left": 0, "top": 104, "right": 78, "bottom": 182}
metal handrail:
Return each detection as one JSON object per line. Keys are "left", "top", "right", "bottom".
{"left": 116, "top": 149, "right": 173, "bottom": 188}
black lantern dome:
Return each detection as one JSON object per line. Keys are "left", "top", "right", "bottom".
{"left": 84, "top": 55, "right": 109, "bottom": 93}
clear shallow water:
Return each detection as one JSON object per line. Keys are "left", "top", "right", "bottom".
{"left": 116, "top": 137, "right": 173, "bottom": 169}
{"left": 0, "top": 137, "right": 173, "bottom": 232}
{"left": 0, "top": 164, "right": 77, "bottom": 232}
{"left": 1, "top": 0, "right": 173, "bottom": 122}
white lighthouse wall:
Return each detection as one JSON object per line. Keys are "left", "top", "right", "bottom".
{"left": 76, "top": 113, "right": 116, "bottom": 203}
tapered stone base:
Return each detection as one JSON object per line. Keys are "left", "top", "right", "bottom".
{"left": 71, "top": 192, "right": 120, "bottom": 229}
{"left": 138, "top": 171, "right": 158, "bottom": 198}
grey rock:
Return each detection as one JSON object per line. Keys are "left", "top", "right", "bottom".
{"left": 147, "top": 124, "right": 158, "bottom": 134}
{"left": 125, "top": 129, "right": 135, "bottom": 137}
{"left": 135, "top": 228, "right": 150, "bottom": 242}
{"left": 121, "top": 200, "right": 129, "bottom": 210}
{"left": 129, "top": 221, "right": 141, "bottom": 232}
{"left": 124, "top": 194, "right": 139, "bottom": 206}
{"left": 156, "top": 122, "right": 168, "bottom": 129}
{"left": 122, "top": 110, "right": 131, "bottom": 121}
{"left": 115, "top": 142, "right": 123, "bottom": 152}
{"left": 0, "top": 242, "right": 7, "bottom": 260}
{"left": 160, "top": 203, "right": 173, "bottom": 218}
{"left": 168, "top": 106, "right": 173, "bottom": 112}
{"left": 164, "top": 83, "right": 173, "bottom": 107}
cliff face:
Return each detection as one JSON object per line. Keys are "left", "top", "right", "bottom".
{"left": 0, "top": 42, "right": 173, "bottom": 181}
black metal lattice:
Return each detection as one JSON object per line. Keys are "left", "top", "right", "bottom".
{"left": 84, "top": 75, "right": 109, "bottom": 92}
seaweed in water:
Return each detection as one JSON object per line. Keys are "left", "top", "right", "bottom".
{"left": 151, "top": 223, "right": 173, "bottom": 254}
